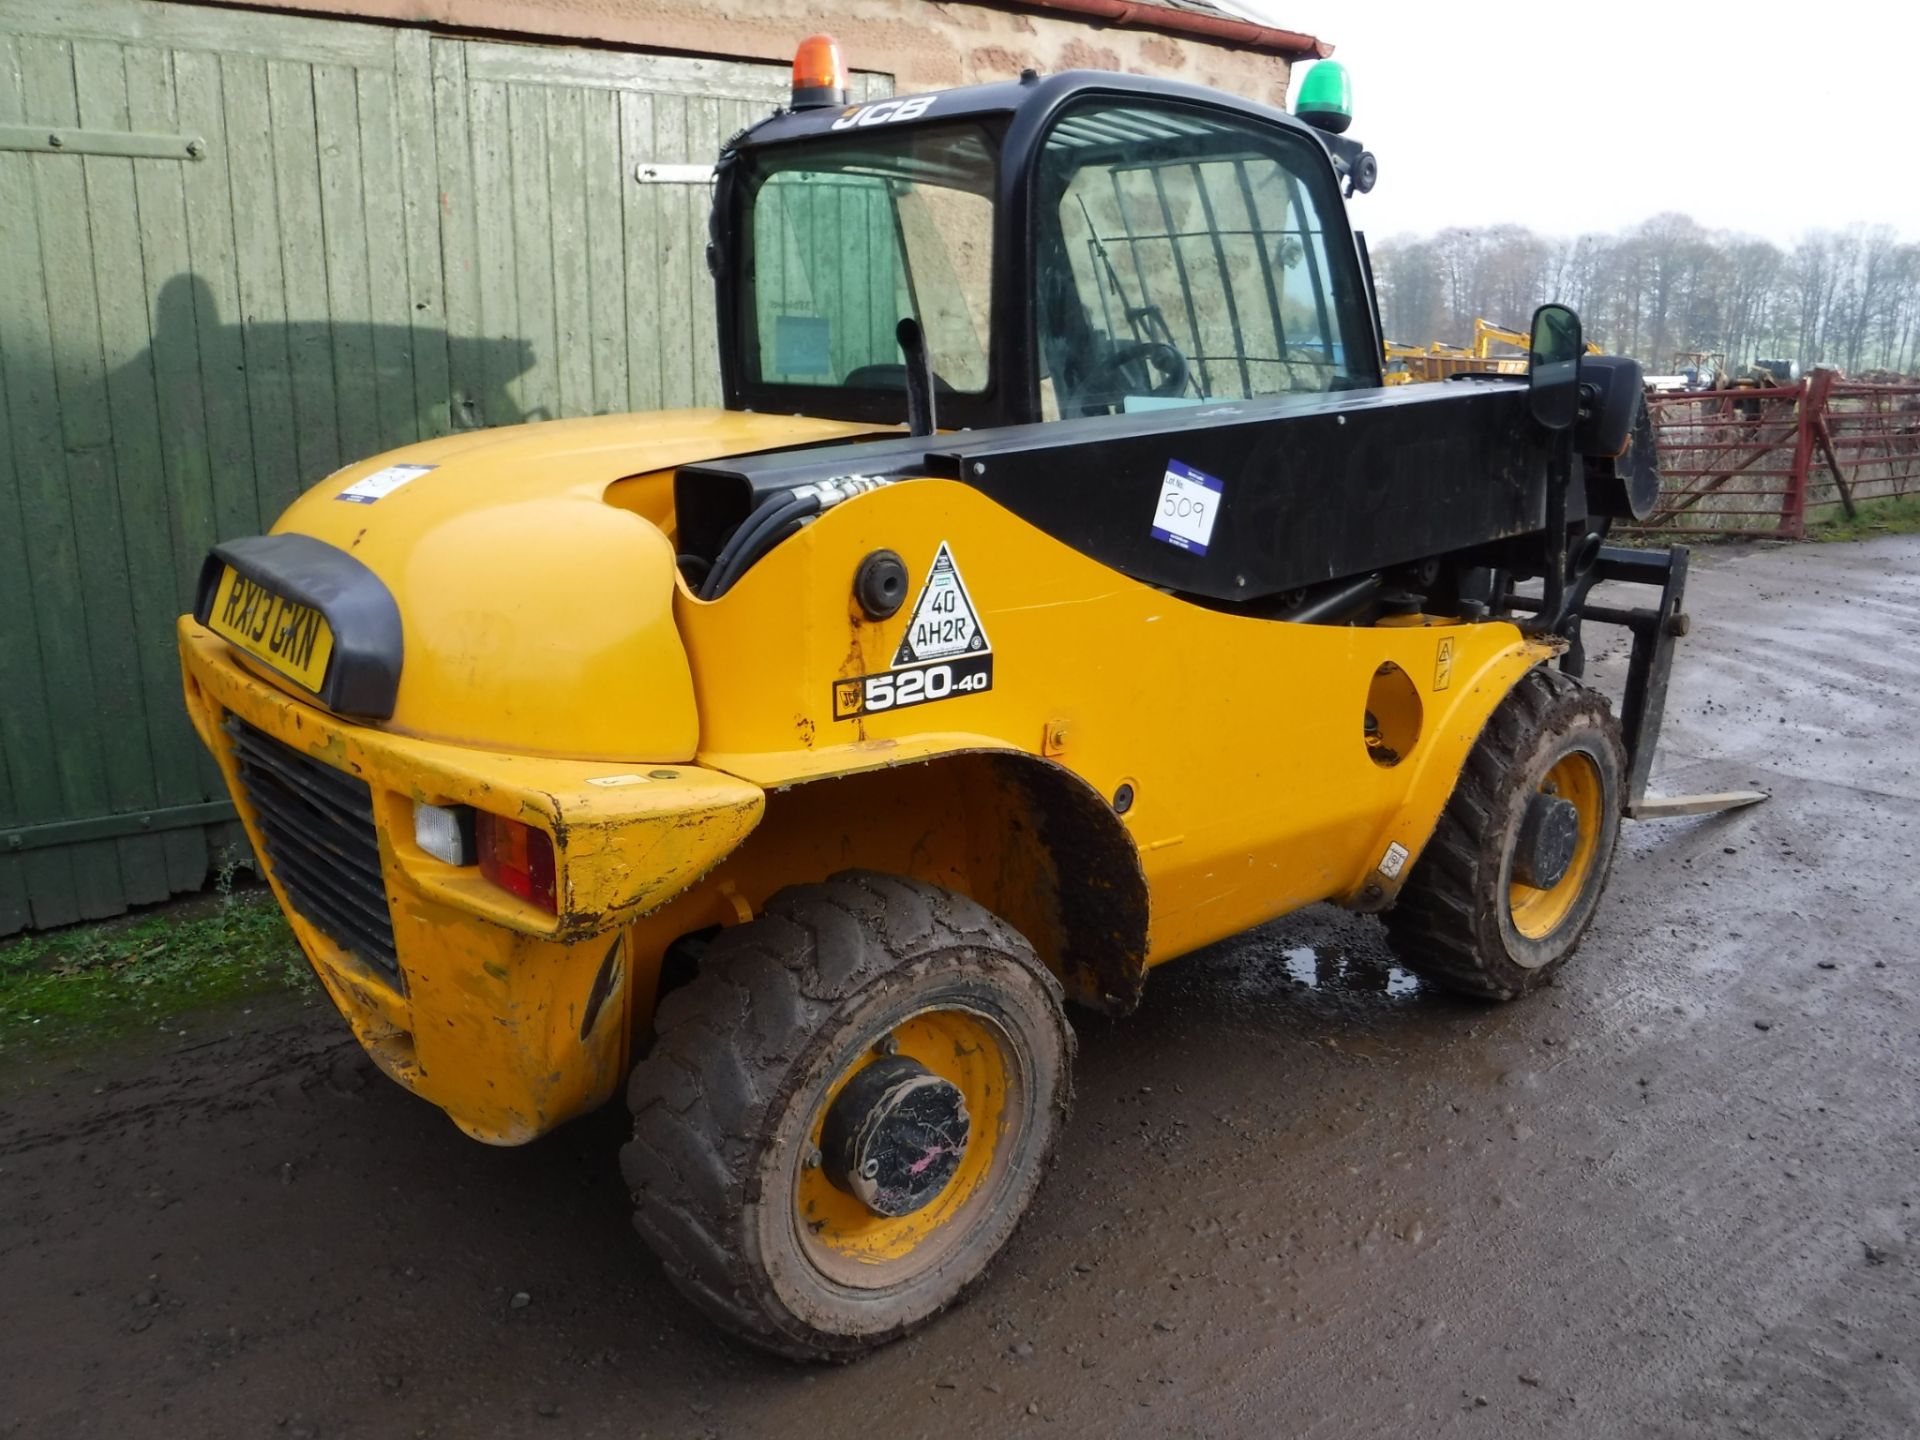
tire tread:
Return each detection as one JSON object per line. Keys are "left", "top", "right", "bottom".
{"left": 1385, "top": 666, "right": 1624, "bottom": 1000}
{"left": 621, "top": 871, "right": 1066, "bottom": 1359}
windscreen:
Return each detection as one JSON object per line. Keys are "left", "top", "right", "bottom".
{"left": 741, "top": 122, "right": 998, "bottom": 395}
{"left": 1035, "top": 100, "right": 1372, "bottom": 418}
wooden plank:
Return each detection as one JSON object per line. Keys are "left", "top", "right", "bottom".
{"left": 652, "top": 95, "right": 692, "bottom": 411}
{"left": 0, "top": 0, "right": 398, "bottom": 70}
{"left": 582, "top": 85, "right": 625, "bottom": 416}
{"left": 356, "top": 64, "right": 419, "bottom": 451}
{"left": 173, "top": 47, "right": 259, "bottom": 825}
{"left": 507, "top": 82, "right": 557, "bottom": 423}
{"left": 221, "top": 53, "right": 301, "bottom": 524}
{"left": 111, "top": 41, "right": 209, "bottom": 908}
{"left": 0, "top": 503, "right": 14, "bottom": 822}
{"left": 0, "top": 31, "right": 83, "bottom": 926}
{"left": 545, "top": 83, "right": 593, "bottom": 418}
{"left": 811, "top": 183, "right": 847, "bottom": 376}
{"left": 868, "top": 176, "right": 897, "bottom": 365}
{"left": 0, "top": 213, "right": 43, "bottom": 918}
{"left": 466, "top": 77, "right": 521, "bottom": 427}
{"left": 161, "top": 825, "right": 210, "bottom": 893}
{"left": 0, "top": 122, "right": 203, "bottom": 161}
{"left": 313, "top": 63, "right": 378, "bottom": 466}
{"left": 143, "top": 47, "right": 240, "bottom": 817}
{"left": 266, "top": 57, "right": 341, "bottom": 487}
{"left": 430, "top": 39, "right": 483, "bottom": 432}
{"left": 618, "top": 88, "right": 661, "bottom": 413}
{"left": 206, "top": 819, "right": 254, "bottom": 878}
{"left": 173, "top": 46, "right": 260, "bottom": 546}
{"left": 842, "top": 178, "right": 874, "bottom": 378}
{"left": 393, "top": 31, "right": 449, "bottom": 439}
{"left": 109, "top": 831, "right": 174, "bottom": 910}
{"left": 21, "top": 36, "right": 130, "bottom": 918}
{"left": 462, "top": 41, "right": 788, "bottom": 101}
{"left": 0, "top": 856, "right": 29, "bottom": 938}
{"left": 685, "top": 94, "right": 721, "bottom": 408}
{"left": 0, "top": 41, "right": 37, "bottom": 827}
{"left": 168, "top": 39, "right": 248, "bottom": 891}
{"left": 123, "top": 45, "right": 213, "bottom": 602}
{"left": 71, "top": 38, "right": 172, "bottom": 909}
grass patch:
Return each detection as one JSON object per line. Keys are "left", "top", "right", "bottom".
{"left": 0, "top": 871, "right": 314, "bottom": 1055}
{"left": 1807, "top": 491, "right": 1920, "bottom": 542}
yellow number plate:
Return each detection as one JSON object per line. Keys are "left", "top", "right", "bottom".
{"left": 206, "top": 566, "right": 336, "bottom": 693}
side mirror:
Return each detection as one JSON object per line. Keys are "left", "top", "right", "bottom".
{"left": 1527, "top": 303, "right": 1583, "bottom": 431}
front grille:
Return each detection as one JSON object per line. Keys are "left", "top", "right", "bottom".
{"left": 225, "top": 716, "right": 400, "bottom": 983}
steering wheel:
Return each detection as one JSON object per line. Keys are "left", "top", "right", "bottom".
{"left": 1074, "top": 339, "right": 1190, "bottom": 409}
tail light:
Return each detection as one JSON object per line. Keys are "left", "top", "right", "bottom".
{"left": 477, "top": 811, "right": 557, "bottom": 913}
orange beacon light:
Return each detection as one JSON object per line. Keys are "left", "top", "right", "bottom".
{"left": 791, "top": 34, "right": 848, "bottom": 110}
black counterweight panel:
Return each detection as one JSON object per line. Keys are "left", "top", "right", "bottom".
{"left": 679, "top": 380, "right": 1550, "bottom": 604}
{"left": 930, "top": 382, "right": 1548, "bottom": 603}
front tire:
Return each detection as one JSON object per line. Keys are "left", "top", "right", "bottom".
{"left": 622, "top": 871, "right": 1072, "bottom": 1359}
{"left": 1385, "top": 666, "right": 1625, "bottom": 1000}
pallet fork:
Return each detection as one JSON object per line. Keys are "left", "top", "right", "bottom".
{"left": 1564, "top": 543, "right": 1767, "bottom": 820}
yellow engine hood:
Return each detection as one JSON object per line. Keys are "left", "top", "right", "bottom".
{"left": 266, "top": 409, "right": 886, "bottom": 762}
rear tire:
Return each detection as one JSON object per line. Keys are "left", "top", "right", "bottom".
{"left": 1385, "top": 666, "right": 1625, "bottom": 1000}
{"left": 622, "top": 871, "right": 1072, "bottom": 1359}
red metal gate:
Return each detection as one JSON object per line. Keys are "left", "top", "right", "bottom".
{"left": 1633, "top": 372, "right": 1920, "bottom": 538}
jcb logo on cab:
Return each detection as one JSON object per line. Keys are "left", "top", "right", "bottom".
{"left": 831, "top": 95, "right": 936, "bottom": 130}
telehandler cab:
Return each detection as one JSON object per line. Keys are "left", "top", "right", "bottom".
{"left": 178, "top": 38, "right": 1757, "bottom": 1358}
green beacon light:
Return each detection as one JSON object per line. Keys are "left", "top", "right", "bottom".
{"left": 1295, "top": 60, "right": 1352, "bottom": 135}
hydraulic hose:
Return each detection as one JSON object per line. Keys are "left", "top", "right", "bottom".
{"left": 1282, "top": 572, "right": 1383, "bottom": 625}
{"left": 698, "top": 480, "right": 898, "bottom": 602}
{"left": 698, "top": 474, "right": 897, "bottom": 601}
{"left": 700, "top": 493, "right": 820, "bottom": 600}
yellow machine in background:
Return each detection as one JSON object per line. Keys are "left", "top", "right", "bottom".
{"left": 1386, "top": 317, "right": 1604, "bottom": 383}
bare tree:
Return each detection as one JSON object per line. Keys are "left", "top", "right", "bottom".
{"left": 1363, "top": 217, "right": 1918, "bottom": 377}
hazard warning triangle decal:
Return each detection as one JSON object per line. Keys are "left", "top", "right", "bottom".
{"left": 894, "top": 542, "right": 990, "bottom": 667}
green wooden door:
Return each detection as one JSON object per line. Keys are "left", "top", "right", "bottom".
{"left": 0, "top": 0, "right": 888, "bottom": 933}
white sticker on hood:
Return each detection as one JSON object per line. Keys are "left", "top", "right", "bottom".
{"left": 337, "top": 463, "right": 433, "bottom": 504}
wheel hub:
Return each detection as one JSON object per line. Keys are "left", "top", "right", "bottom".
{"left": 820, "top": 1054, "right": 971, "bottom": 1218}
{"left": 1514, "top": 791, "right": 1580, "bottom": 889}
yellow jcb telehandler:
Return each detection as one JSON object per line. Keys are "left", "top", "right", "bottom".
{"left": 177, "top": 40, "right": 1757, "bottom": 1357}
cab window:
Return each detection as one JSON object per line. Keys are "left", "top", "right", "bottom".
{"left": 1035, "top": 100, "right": 1370, "bottom": 418}
{"left": 744, "top": 123, "right": 996, "bottom": 395}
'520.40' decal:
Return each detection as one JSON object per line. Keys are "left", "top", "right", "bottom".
{"left": 832, "top": 655, "right": 992, "bottom": 720}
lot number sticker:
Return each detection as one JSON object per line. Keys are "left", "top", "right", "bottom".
{"left": 1150, "top": 460, "right": 1223, "bottom": 555}
{"left": 337, "top": 463, "right": 433, "bottom": 504}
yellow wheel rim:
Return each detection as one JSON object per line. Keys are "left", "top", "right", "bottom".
{"left": 1507, "top": 750, "right": 1604, "bottom": 942}
{"left": 793, "top": 1006, "right": 1013, "bottom": 1283}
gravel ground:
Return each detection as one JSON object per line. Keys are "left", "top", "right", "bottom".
{"left": 2, "top": 535, "right": 1915, "bottom": 1440}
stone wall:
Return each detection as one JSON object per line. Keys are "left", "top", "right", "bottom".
{"left": 198, "top": 0, "right": 1300, "bottom": 108}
